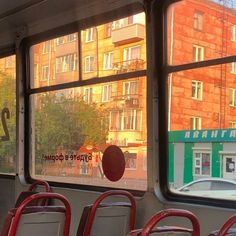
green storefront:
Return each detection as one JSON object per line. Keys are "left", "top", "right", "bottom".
{"left": 168, "top": 129, "right": 236, "bottom": 188}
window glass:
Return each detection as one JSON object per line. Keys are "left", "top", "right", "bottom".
{"left": 185, "top": 181, "right": 211, "bottom": 191}
{"left": 0, "top": 55, "right": 16, "bottom": 174}
{"left": 81, "top": 12, "right": 146, "bottom": 79}
{"left": 168, "top": 63, "right": 236, "bottom": 199}
{"left": 30, "top": 33, "right": 79, "bottom": 88}
{"left": 211, "top": 181, "right": 236, "bottom": 190}
{"left": 167, "top": 0, "right": 236, "bottom": 65}
{"left": 30, "top": 77, "right": 147, "bottom": 190}
{"left": 29, "top": 14, "right": 147, "bottom": 191}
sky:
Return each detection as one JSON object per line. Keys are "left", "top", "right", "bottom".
{"left": 212, "top": 0, "right": 236, "bottom": 9}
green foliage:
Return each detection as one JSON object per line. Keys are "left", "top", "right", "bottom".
{"left": 35, "top": 93, "right": 109, "bottom": 158}
{"left": 0, "top": 71, "right": 16, "bottom": 173}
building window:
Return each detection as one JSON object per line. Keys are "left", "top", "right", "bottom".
{"left": 123, "top": 110, "right": 141, "bottom": 130}
{"left": 67, "top": 33, "right": 77, "bottom": 42}
{"left": 124, "top": 46, "right": 141, "bottom": 64}
{"left": 5, "top": 56, "right": 14, "bottom": 68}
{"left": 232, "top": 25, "right": 236, "bottom": 41}
{"left": 56, "top": 37, "right": 65, "bottom": 45}
{"left": 84, "top": 87, "right": 93, "bottom": 104}
{"left": 85, "top": 56, "right": 95, "bottom": 72}
{"left": 109, "top": 110, "right": 141, "bottom": 131}
{"left": 112, "top": 16, "right": 133, "bottom": 29}
{"left": 43, "top": 41, "right": 51, "bottom": 54}
{"left": 104, "top": 23, "right": 112, "bottom": 38}
{"left": 55, "top": 54, "right": 77, "bottom": 73}
{"left": 109, "top": 111, "right": 122, "bottom": 131}
{"left": 193, "top": 11, "right": 203, "bottom": 31}
{"left": 102, "top": 84, "right": 112, "bottom": 102}
{"left": 229, "top": 121, "right": 236, "bottom": 128}
{"left": 230, "top": 62, "right": 236, "bottom": 74}
{"left": 230, "top": 88, "right": 236, "bottom": 107}
{"left": 124, "top": 152, "right": 137, "bottom": 169}
{"left": 42, "top": 66, "right": 49, "bottom": 81}
{"left": 85, "top": 28, "right": 94, "bottom": 42}
{"left": 191, "top": 117, "right": 202, "bottom": 130}
{"left": 193, "top": 151, "right": 211, "bottom": 176}
{"left": 80, "top": 161, "right": 90, "bottom": 175}
{"left": 103, "top": 52, "right": 113, "bottom": 70}
{"left": 124, "top": 81, "right": 138, "bottom": 98}
{"left": 193, "top": 45, "right": 204, "bottom": 62}
{"left": 192, "top": 80, "right": 203, "bottom": 100}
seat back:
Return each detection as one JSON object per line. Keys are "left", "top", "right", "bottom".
{"left": 2, "top": 192, "right": 71, "bottom": 236}
{"left": 128, "top": 226, "right": 193, "bottom": 236}
{"left": 210, "top": 215, "right": 236, "bottom": 236}
{"left": 77, "top": 190, "right": 136, "bottom": 236}
{"left": 128, "top": 209, "right": 200, "bottom": 236}
{"left": 15, "top": 180, "right": 51, "bottom": 208}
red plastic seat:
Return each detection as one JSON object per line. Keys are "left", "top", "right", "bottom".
{"left": 77, "top": 190, "right": 136, "bottom": 236}
{"left": 209, "top": 215, "right": 236, "bottom": 236}
{"left": 128, "top": 208, "right": 200, "bottom": 236}
{"left": 1, "top": 192, "right": 71, "bottom": 236}
{"left": 15, "top": 180, "right": 51, "bottom": 207}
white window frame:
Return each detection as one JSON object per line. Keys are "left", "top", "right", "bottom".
{"left": 55, "top": 53, "right": 77, "bottom": 73}
{"left": 109, "top": 109, "right": 141, "bottom": 131}
{"left": 85, "top": 56, "right": 95, "bottom": 72}
{"left": 67, "top": 33, "right": 77, "bottom": 42}
{"left": 109, "top": 111, "right": 122, "bottom": 131}
{"left": 123, "top": 46, "right": 141, "bottom": 64}
{"left": 123, "top": 80, "right": 138, "bottom": 97}
{"left": 103, "top": 52, "right": 113, "bottom": 70}
{"left": 84, "top": 87, "right": 93, "bottom": 104}
{"left": 191, "top": 116, "right": 202, "bottom": 130}
{"left": 193, "top": 45, "right": 204, "bottom": 62}
{"left": 230, "top": 62, "right": 236, "bottom": 74}
{"left": 193, "top": 150, "right": 211, "bottom": 176}
{"left": 112, "top": 16, "right": 133, "bottom": 29}
{"left": 230, "top": 88, "right": 236, "bottom": 107}
{"left": 192, "top": 80, "right": 203, "bottom": 100}
{"left": 232, "top": 25, "right": 236, "bottom": 42}
{"left": 41, "top": 65, "right": 49, "bottom": 81}
{"left": 56, "top": 37, "right": 65, "bottom": 45}
{"left": 43, "top": 41, "right": 51, "bottom": 54}
{"left": 102, "top": 84, "right": 112, "bottom": 102}
{"left": 85, "top": 28, "right": 94, "bottom": 42}
{"left": 123, "top": 109, "right": 140, "bottom": 131}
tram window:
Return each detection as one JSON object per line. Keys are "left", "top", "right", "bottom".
{"left": 167, "top": 0, "right": 236, "bottom": 65}
{"left": 168, "top": 63, "right": 236, "bottom": 199}
{"left": 81, "top": 13, "right": 146, "bottom": 79}
{"left": 29, "top": 14, "right": 147, "bottom": 191}
{"left": 0, "top": 55, "right": 16, "bottom": 174}
{"left": 30, "top": 33, "right": 79, "bottom": 88}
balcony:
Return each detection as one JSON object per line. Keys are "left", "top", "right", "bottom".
{"left": 55, "top": 41, "right": 78, "bottom": 57}
{"left": 108, "top": 93, "right": 141, "bottom": 110}
{"left": 111, "top": 23, "right": 145, "bottom": 46}
{"left": 113, "top": 59, "right": 145, "bottom": 74}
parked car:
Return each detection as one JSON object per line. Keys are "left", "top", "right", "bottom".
{"left": 175, "top": 178, "right": 236, "bottom": 199}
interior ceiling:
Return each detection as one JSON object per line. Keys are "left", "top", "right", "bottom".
{"left": 0, "top": 0, "right": 85, "bottom": 24}
{"left": 0, "top": 0, "right": 45, "bottom": 19}
{"left": 0, "top": 0, "right": 141, "bottom": 47}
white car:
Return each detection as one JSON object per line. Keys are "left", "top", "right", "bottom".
{"left": 175, "top": 178, "right": 236, "bottom": 199}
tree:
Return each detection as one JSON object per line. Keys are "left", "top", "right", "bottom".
{"left": 0, "top": 71, "right": 16, "bottom": 173}
{"left": 34, "top": 92, "right": 109, "bottom": 173}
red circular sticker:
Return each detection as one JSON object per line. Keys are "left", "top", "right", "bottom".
{"left": 102, "top": 145, "right": 125, "bottom": 182}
